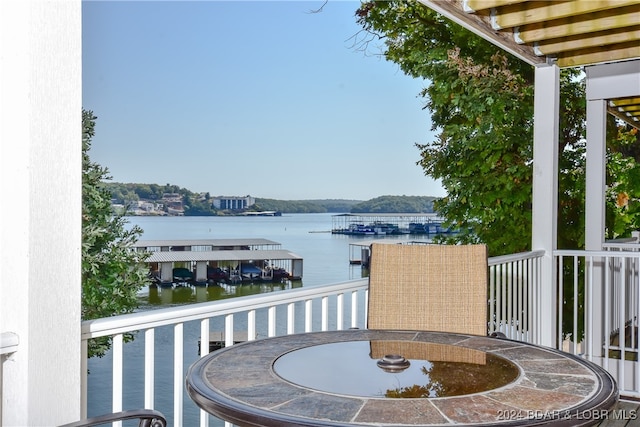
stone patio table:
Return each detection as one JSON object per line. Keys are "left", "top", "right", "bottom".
{"left": 186, "top": 329, "right": 618, "bottom": 426}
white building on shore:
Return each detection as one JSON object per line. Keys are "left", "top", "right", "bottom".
{"left": 212, "top": 195, "right": 255, "bottom": 210}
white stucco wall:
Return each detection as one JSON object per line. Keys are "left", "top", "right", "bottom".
{"left": 0, "top": 1, "right": 82, "bottom": 425}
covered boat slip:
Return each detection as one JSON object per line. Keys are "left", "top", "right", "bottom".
{"left": 133, "top": 238, "right": 282, "bottom": 252}
{"left": 136, "top": 239, "right": 303, "bottom": 285}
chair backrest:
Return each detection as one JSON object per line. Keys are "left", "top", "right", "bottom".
{"left": 367, "top": 243, "right": 488, "bottom": 335}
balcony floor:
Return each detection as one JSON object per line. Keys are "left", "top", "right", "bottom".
{"left": 597, "top": 399, "right": 640, "bottom": 426}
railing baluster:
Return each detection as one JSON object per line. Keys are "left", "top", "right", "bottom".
{"left": 287, "top": 302, "right": 295, "bottom": 335}
{"left": 81, "top": 337, "right": 88, "bottom": 419}
{"left": 199, "top": 319, "right": 209, "bottom": 427}
{"left": 500, "top": 265, "right": 504, "bottom": 337}
{"left": 112, "top": 332, "right": 123, "bottom": 426}
{"left": 620, "top": 257, "right": 627, "bottom": 386}
{"left": 268, "top": 306, "right": 276, "bottom": 337}
{"left": 364, "top": 289, "right": 369, "bottom": 327}
{"left": 144, "top": 328, "right": 155, "bottom": 409}
{"left": 224, "top": 315, "right": 233, "bottom": 347}
{"left": 489, "top": 265, "right": 499, "bottom": 332}
{"left": 174, "top": 323, "right": 183, "bottom": 427}
{"left": 637, "top": 262, "right": 640, "bottom": 393}
{"left": 604, "top": 257, "right": 611, "bottom": 371}
{"left": 336, "top": 293, "right": 344, "bottom": 330}
{"left": 321, "top": 296, "right": 328, "bottom": 331}
{"left": 351, "top": 290, "right": 358, "bottom": 328}
{"left": 305, "top": 299, "right": 312, "bottom": 332}
{"left": 557, "top": 256, "right": 564, "bottom": 350}
{"left": 248, "top": 309, "right": 256, "bottom": 341}
{"left": 586, "top": 255, "right": 594, "bottom": 361}
{"left": 517, "top": 260, "right": 523, "bottom": 340}
{"left": 573, "top": 255, "right": 579, "bottom": 355}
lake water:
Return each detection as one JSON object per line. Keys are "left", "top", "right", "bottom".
{"left": 87, "top": 213, "right": 432, "bottom": 425}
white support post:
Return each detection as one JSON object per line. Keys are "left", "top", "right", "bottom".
{"left": 583, "top": 60, "right": 640, "bottom": 359}
{"left": 585, "top": 98, "right": 608, "bottom": 358}
{"left": 0, "top": 1, "right": 82, "bottom": 425}
{"left": 585, "top": 98, "right": 607, "bottom": 251}
{"left": 531, "top": 63, "right": 560, "bottom": 347}
{"left": 195, "top": 261, "right": 207, "bottom": 283}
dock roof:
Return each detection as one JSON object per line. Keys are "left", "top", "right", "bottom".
{"left": 134, "top": 238, "right": 281, "bottom": 248}
{"left": 145, "top": 249, "right": 302, "bottom": 263}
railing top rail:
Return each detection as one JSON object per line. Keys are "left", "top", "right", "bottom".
{"left": 82, "top": 279, "right": 369, "bottom": 339}
{"left": 488, "top": 250, "right": 545, "bottom": 266}
{"left": 602, "top": 242, "right": 640, "bottom": 249}
{"left": 555, "top": 249, "right": 640, "bottom": 258}
{"left": 604, "top": 239, "right": 638, "bottom": 245}
{"left": 0, "top": 331, "right": 19, "bottom": 355}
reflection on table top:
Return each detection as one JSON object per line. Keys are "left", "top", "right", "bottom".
{"left": 272, "top": 340, "right": 520, "bottom": 398}
{"left": 186, "top": 329, "right": 618, "bottom": 427}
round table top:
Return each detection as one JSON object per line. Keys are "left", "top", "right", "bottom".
{"left": 186, "top": 329, "right": 618, "bottom": 427}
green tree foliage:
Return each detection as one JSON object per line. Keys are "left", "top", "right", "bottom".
{"left": 184, "top": 192, "right": 217, "bottom": 216}
{"left": 355, "top": 1, "right": 640, "bottom": 340}
{"left": 606, "top": 127, "right": 640, "bottom": 238}
{"left": 82, "top": 110, "right": 151, "bottom": 357}
{"left": 351, "top": 195, "right": 435, "bottom": 213}
{"left": 355, "top": 1, "right": 639, "bottom": 257}
{"left": 252, "top": 198, "right": 328, "bottom": 213}
{"left": 356, "top": 1, "right": 535, "bottom": 255}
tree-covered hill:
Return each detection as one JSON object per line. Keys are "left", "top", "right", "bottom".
{"left": 350, "top": 196, "right": 436, "bottom": 213}
{"left": 104, "top": 182, "right": 439, "bottom": 215}
{"left": 253, "top": 198, "right": 362, "bottom": 213}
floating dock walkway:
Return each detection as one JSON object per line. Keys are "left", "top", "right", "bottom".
{"left": 331, "top": 213, "right": 450, "bottom": 236}
{"left": 348, "top": 238, "right": 432, "bottom": 267}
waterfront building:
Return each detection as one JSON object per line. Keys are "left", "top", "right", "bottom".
{"left": 212, "top": 195, "right": 255, "bottom": 210}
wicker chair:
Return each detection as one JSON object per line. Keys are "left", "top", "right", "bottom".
{"left": 58, "top": 409, "right": 167, "bottom": 427}
{"left": 367, "top": 243, "right": 494, "bottom": 336}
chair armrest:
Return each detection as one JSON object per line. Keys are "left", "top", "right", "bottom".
{"left": 58, "top": 409, "right": 167, "bottom": 427}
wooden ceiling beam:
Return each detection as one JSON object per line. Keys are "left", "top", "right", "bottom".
{"left": 557, "top": 41, "right": 640, "bottom": 67}
{"left": 515, "top": 7, "right": 640, "bottom": 43}
{"left": 491, "top": 0, "right": 638, "bottom": 30}
{"left": 608, "top": 105, "right": 640, "bottom": 130}
{"left": 419, "top": 0, "right": 640, "bottom": 69}
{"left": 611, "top": 98, "right": 640, "bottom": 107}
{"left": 463, "top": 0, "right": 530, "bottom": 13}
{"left": 534, "top": 27, "right": 640, "bottom": 56}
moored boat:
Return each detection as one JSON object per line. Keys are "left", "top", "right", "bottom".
{"left": 207, "top": 266, "right": 229, "bottom": 283}
{"left": 172, "top": 267, "right": 193, "bottom": 284}
{"left": 239, "top": 263, "right": 262, "bottom": 282}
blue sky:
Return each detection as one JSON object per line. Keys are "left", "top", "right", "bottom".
{"left": 82, "top": 1, "right": 445, "bottom": 200}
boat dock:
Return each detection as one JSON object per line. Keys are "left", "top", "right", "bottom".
{"left": 331, "top": 213, "right": 450, "bottom": 236}
{"left": 348, "top": 239, "right": 432, "bottom": 267}
{"left": 198, "top": 331, "right": 250, "bottom": 353}
{"left": 134, "top": 239, "right": 303, "bottom": 286}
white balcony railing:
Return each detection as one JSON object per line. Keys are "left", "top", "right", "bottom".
{"left": 81, "top": 279, "right": 370, "bottom": 426}
{"left": 80, "top": 248, "right": 640, "bottom": 425}
{"left": 557, "top": 244, "right": 640, "bottom": 398}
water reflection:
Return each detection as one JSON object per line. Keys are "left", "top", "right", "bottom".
{"left": 139, "top": 280, "right": 304, "bottom": 309}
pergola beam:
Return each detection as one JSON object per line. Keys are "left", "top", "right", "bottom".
{"left": 489, "top": 0, "right": 638, "bottom": 30}
{"left": 417, "top": 0, "right": 544, "bottom": 65}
